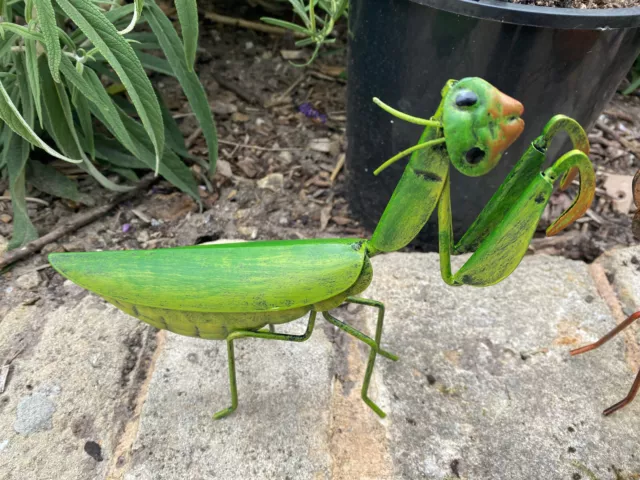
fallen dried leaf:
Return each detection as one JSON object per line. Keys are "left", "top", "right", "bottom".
{"left": 309, "top": 138, "right": 332, "bottom": 153}
{"left": 216, "top": 159, "right": 234, "bottom": 178}
{"left": 232, "top": 112, "right": 250, "bottom": 123}
{"left": 237, "top": 158, "right": 259, "bottom": 178}
{"left": 281, "top": 50, "right": 306, "bottom": 60}
{"left": 320, "top": 204, "right": 332, "bottom": 231}
{"left": 257, "top": 173, "right": 284, "bottom": 192}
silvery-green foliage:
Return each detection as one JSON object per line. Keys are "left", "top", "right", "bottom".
{"left": 0, "top": 0, "right": 217, "bottom": 249}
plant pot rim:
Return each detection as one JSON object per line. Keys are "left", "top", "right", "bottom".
{"left": 409, "top": 0, "right": 640, "bottom": 29}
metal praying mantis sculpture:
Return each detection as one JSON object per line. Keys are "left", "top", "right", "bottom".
{"left": 570, "top": 172, "right": 640, "bottom": 416}
{"left": 49, "top": 78, "right": 596, "bottom": 420}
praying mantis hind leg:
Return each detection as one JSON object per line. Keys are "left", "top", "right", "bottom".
{"left": 323, "top": 305, "right": 398, "bottom": 419}
{"left": 213, "top": 311, "right": 317, "bottom": 420}
{"left": 570, "top": 311, "right": 640, "bottom": 416}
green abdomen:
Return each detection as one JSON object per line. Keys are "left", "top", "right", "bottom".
{"left": 104, "top": 296, "right": 311, "bottom": 340}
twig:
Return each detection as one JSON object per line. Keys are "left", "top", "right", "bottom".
{"left": 202, "top": 11, "right": 305, "bottom": 38}
{"left": 279, "top": 74, "right": 306, "bottom": 100}
{"left": 211, "top": 72, "right": 262, "bottom": 106}
{"left": 596, "top": 120, "right": 640, "bottom": 159}
{"left": 0, "top": 196, "right": 50, "bottom": 207}
{"left": 330, "top": 153, "right": 346, "bottom": 184}
{"left": 588, "top": 135, "right": 615, "bottom": 149}
{"left": 0, "top": 365, "right": 10, "bottom": 394}
{"left": 0, "top": 175, "right": 160, "bottom": 271}
{"left": 308, "top": 70, "right": 347, "bottom": 84}
{"left": 218, "top": 139, "right": 303, "bottom": 152}
{"left": 186, "top": 127, "right": 203, "bottom": 149}
{"left": 604, "top": 109, "right": 635, "bottom": 123}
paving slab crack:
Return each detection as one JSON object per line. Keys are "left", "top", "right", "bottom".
{"left": 106, "top": 329, "right": 166, "bottom": 480}
{"left": 324, "top": 309, "right": 394, "bottom": 480}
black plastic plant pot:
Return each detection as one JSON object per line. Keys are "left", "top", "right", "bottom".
{"left": 346, "top": 0, "right": 640, "bottom": 249}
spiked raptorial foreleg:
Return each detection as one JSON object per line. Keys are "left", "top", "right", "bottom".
{"left": 571, "top": 311, "right": 640, "bottom": 416}
{"left": 213, "top": 311, "right": 317, "bottom": 420}
{"left": 455, "top": 115, "right": 590, "bottom": 255}
{"left": 438, "top": 149, "right": 595, "bottom": 287}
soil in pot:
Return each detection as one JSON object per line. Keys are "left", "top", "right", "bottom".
{"left": 506, "top": 0, "right": 640, "bottom": 8}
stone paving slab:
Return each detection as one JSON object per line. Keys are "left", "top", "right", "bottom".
{"left": 1, "top": 248, "right": 640, "bottom": 479}
{"left": 0, "top": 295, "right": 155, "bottom": 480}
{"left": 122, "top": 318, "right": 334, "bottom": 480}
{"left": 366, "top": 252, "right": 640, "bottom": 480}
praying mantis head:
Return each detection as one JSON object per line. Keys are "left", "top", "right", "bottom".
{"left": 442, "top": 78, "right": 524, "bottom": 177}
{"left": 372, "top": 78, "right": 524, "bottom": 177}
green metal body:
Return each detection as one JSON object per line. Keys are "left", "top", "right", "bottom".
{"left": 49, "top": 77, "right": 596, "bottom": 419}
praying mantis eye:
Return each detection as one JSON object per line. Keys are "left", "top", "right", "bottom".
{"left": 465, "top": 147, "right": 485, "bottom": 165}
{"left": 455, "top": 90, "right": 479, "bottom": 107}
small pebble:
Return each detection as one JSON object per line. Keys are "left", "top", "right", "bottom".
{"left": 15, "top": 272, "right": 41, "bottom": 290}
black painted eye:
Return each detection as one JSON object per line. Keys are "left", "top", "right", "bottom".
{"left": 465, "top": 147, "right": 485, "bottom": 165}
{"left": 455, "top": 90, "right": 478, "bottom": 107}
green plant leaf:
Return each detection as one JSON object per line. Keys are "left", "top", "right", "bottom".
{"left": 174, "top": 0, "right": 198, "bottom": 71}
{"left": 40, "top": 55, "right": 134, "bottom": 192}
{"left": 260, "top": 17, "right": 310, "bottom": 36}
{"left": 145, "top": 2, "right": 218, "bottom": 173}
{"left": 69, "top": 2, "right": 134, "bottom": 43}
{"left": 289, "top": 0, "right": 310, "bottom": 28}
{"left": 94, "top": 134, "right": 146, "bottom": 168}
{"left": 59, "top": 56, "right": 136, "bottom": 156}
{"left": 157, "top": 88, "right": 190, "bottom": 156}
{"left": 0, "top": 78, "right": 82, "bottom": 163}
{"left": 27, "top": 159, "right": 94, "bottom": 205}
{"left": 55, "top": 0, "right": 165, "bottom": 173}
{"left": 623, "top": 76, "right": 640, "bottom": 95}
{"left": 135, "top": 50, "right": 174, "bottom": 76}
{"left": 118, "top": 0, "right": 143, "bottom": 34}
{"left": 126, "top": 33, "right": 161, "bottom": 50}
{"left": 73, "top": 90, "right": 95, "bottom": 159}
{"left": 110, "top": 166, "right": 139, "bottom": 182}
{"left": 14, "top": 52, "right": 35, "bottom": 130}
{"left": 24, "top": 31, "right": 43, "bottom": 128}
{"left": 0, "top": 22, "right": 44, "bottom": 41}
{"left": 4, "top": 130, "right": 38, "bottom": 249}
{"left": 34, "top": 0, "right": 63, "bottom": 82}
{"left": 117, "top": 106, "right": 200, "bottom": 201}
